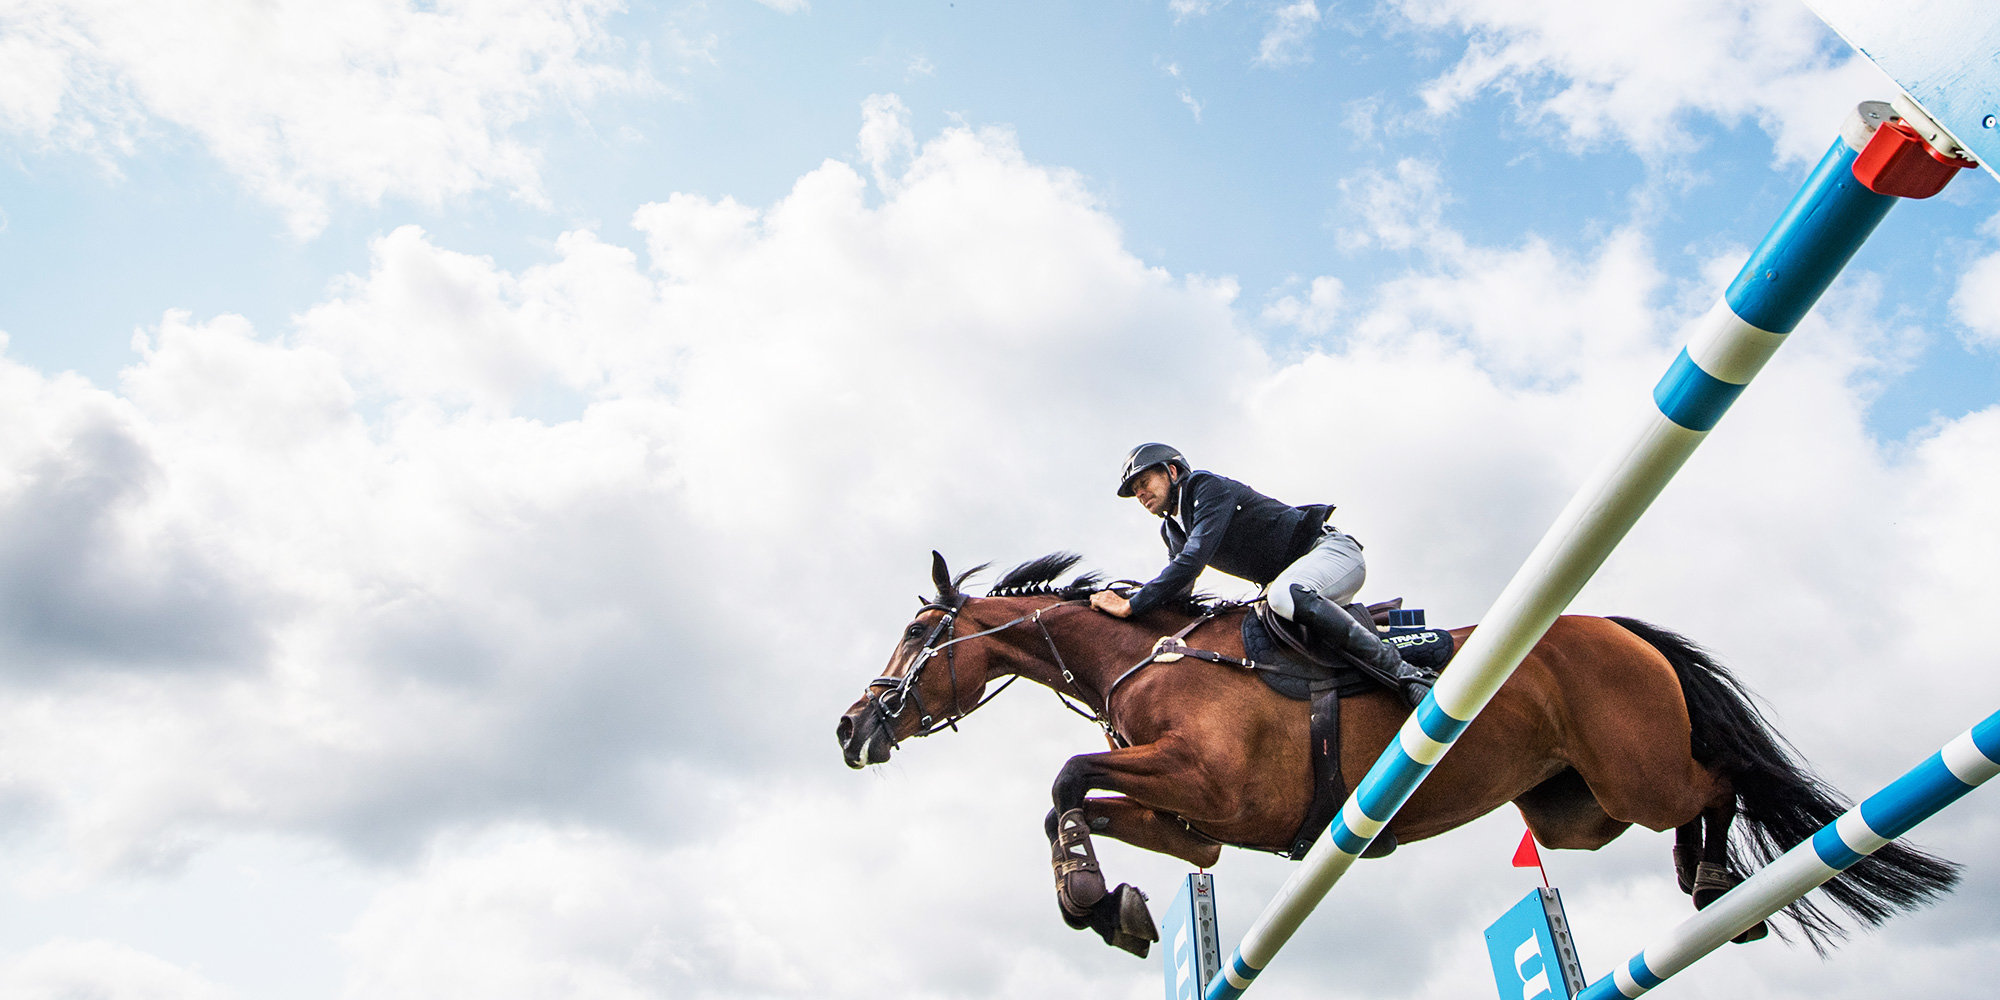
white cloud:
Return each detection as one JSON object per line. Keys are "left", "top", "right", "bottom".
{"left": 1256, "top": 0, "right": 1321, "bottom": 67}
{"left": 1262, "top": 274, "right": 1343, "bottom": 335}
{"left": 0, "top": 105, "right": 1267, "bottom": 879}
{"left": 1163, "top": 61, "right": 1204, "bottom": 122}
{"left": 1170, "top": 0, "right": 1227, "bottom": 22}
{"left": 1950, "top": 215, "right": 2000, "bottom": 350}
{"left": 0, "top": 939, "right": 229, "bottom": 1000}
{"left": 0, "top": 0, "right": 647, "bottom": 235}
{"left": 1396, "top": 0, "right": 1890, "bottom": 163}
{"left": 0, "top": 97, "right": 1996, "bottom": 999}
{"left": 856, "top": 92, "right": 917, "bottom": 193}
{"left": 1338, "top": 157, "right": 1461, "bottom": 254}
{"left": 1180, "top": 86, "right": 1204, "bottom": 121}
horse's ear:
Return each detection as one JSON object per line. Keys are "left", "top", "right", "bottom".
{"left": 931, "top": 550, "right": 956, "bottom": 600}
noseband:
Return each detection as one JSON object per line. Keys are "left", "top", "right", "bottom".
{"left": 866, "top": 595, "right": 1095, "bottom": 748}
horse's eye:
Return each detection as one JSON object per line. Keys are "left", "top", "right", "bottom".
{"left": 905, "top": 623, "right": 925, "bottom": 640}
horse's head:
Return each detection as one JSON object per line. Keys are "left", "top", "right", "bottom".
{"left": 837, "top": 551, "right": 997, "bottom": 769}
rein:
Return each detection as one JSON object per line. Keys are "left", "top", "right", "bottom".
{"left": 867, "top": 596, "right": 1105, "bottom": 747}
{"left": 871, "top": 593, "right": 1280, "bottom": 751}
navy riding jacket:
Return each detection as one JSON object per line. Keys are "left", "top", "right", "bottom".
{"left": 1124, "top": 471, "right": 1333, "bottom": 617}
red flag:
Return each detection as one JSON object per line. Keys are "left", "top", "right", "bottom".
{"left": 1512, "top": 829, "right": 1550, "bottom": 887}
{"left": 1511, "top": 829, "right": 1541, "bottom": 869}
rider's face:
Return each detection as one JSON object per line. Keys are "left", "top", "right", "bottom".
{"left": 1130, "top": 467, "right": 1175, "bottom": 516}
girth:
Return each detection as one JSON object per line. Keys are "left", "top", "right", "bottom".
{"left": 1108, "top": 604, "right": 1396, "bottom": 861}
{"left": 1291, "top": 686, "right": 1347, "bottom": 860}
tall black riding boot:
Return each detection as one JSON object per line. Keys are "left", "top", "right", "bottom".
{"left": 1288, "top": 584, "right": 1437, "bottom": 708}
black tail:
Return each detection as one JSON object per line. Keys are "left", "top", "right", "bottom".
{"left": 1610, "top": 617, "right": 1961, "bottom": 952}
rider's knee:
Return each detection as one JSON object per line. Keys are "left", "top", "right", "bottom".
{"left": 1266, "top": 583, "right": 1298, "bottom": 621}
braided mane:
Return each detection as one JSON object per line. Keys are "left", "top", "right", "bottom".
{"left": 982, "top": 552, "right": 1227, "bottom": 616}
{"left": 986, "top": 553, "right": 1103, "bottom": 599}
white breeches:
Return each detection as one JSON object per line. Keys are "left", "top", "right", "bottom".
{"left": 1264, "top": 529, "right": 1367, "bottom": 620}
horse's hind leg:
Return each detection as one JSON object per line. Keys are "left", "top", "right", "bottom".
{"left": 1685, "top": 800, "right": 1769, "bottom": 943}
{"left": 1513, "top": 767, "right": 1631, "bottom": 850}
{"left": 1673, "top": 819, "right": 1702, "bottom": 894}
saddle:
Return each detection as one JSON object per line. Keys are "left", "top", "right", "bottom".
{"left": 1240, "top": 599, "right": 1456, "bottom": 701}
{"left": 1239, "top": 600, "right": 1459, "bottom": 859}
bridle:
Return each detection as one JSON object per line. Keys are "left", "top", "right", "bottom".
{"left": 865, "top": 593, "right": 1107, "bottom": 748}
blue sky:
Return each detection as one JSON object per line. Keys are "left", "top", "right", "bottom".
{"left": 8, "top": 2, "right": 1996, "bottom": 437}
{"left": 0, "top": 2, "right": 1997, "bottom": 999}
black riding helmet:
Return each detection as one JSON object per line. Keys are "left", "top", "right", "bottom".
{"left": 1117, "top": 443, "right": 1191, "bottom": 497}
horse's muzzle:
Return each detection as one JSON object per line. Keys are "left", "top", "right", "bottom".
{"left": 837, "top": 703, "right": 895, "bottom": 769}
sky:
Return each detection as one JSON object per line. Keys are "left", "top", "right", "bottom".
{"left": 0, "top": 1, "right": 1997, "bottom": 998}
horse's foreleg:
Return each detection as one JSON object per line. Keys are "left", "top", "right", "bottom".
{"left": 1048, "top": 801, "right": 1158, "bottom": 956}
{"left": 1044, "top": 743, "right": 1217, "bottom": 958}
{"left": 1083, "top": 796, "right": 1222, "bottom": 869}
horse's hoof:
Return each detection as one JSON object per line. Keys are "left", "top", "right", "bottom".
{"left": 1729, "top": 920, "right": 1770, "bottom": 944}
{"left": 1362, "top": 829, "right": 1397, "bottom": 859}
{"left": 1111, "top": 932, "right": 1151, "bottom": 959}
{"left": 1106, "top": 884, "right": 1157, "bottom": 958}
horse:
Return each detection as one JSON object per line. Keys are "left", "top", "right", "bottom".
{"left": 835, "top": 552, "right": 1959, "bottom": 958}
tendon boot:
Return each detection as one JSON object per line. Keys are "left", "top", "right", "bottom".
{"left": 1673, "top": 842, "right": 1700, "bottom": 895}
{"left": 1052, "top": 808, "right": 1108, "bottom": 927}
{"left": 1289, "top": 585, "right": 1437, "bottom": 708}
{"left": 1692, "top": 862, "right": 1770, "bottom": 943}
{"left": 1051, "top": 808, "right": 1158, "bottom": 956}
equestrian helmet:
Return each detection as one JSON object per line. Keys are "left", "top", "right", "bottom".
{"left": 1117, "top": 443, "right": 1190, "bottom": 497}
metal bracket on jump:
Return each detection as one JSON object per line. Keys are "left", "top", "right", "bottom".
{"left": 1847, "top": 95, "right": 1977, "bottom": 198}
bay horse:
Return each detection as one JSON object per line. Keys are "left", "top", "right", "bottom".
{"left": 836, "top": 553, "right": 1958, "bottom": 958}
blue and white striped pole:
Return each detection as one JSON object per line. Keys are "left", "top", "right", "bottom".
{"left": 1576, "top": 709, "right": 2000, "bottom": 1000}
{"left": 1207, "top": 105, "right": 1918, "bottom": 1000}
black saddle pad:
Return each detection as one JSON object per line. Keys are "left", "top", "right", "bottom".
{"left": 1241, "top": 611, "right": 1458, "bottom": 701}
{"left": 1384, "top": 626, "right": 1457, "bottom": 674}
{"left": 1241, "top": 614, "right": 1377, "bottom": 701}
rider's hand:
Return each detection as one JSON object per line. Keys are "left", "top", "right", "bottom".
{"left": 1090, "top": 591, "right": 1133, "bottom": 618}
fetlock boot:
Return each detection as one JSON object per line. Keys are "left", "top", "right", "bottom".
{"left": 1289, "top": 585, "right": 1437, "bottom": 708}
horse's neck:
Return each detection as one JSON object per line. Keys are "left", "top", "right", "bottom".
{"left": 982, "top": 600, "right": 1197, "bottom": 705}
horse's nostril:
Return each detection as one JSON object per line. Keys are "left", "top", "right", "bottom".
{"left": 836, "top": 715, "right": 854, "bottom": 745}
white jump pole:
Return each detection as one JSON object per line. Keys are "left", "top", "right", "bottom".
{"left": 1576, "top": 708, "right": 2000, "bottom": 999}
{"left": 1207, "top": 100, "right": 1974, "bottom": 1000}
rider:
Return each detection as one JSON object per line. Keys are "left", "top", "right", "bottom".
{"left": 1088, "top": 443, "right": 1435, "bottom": 706}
